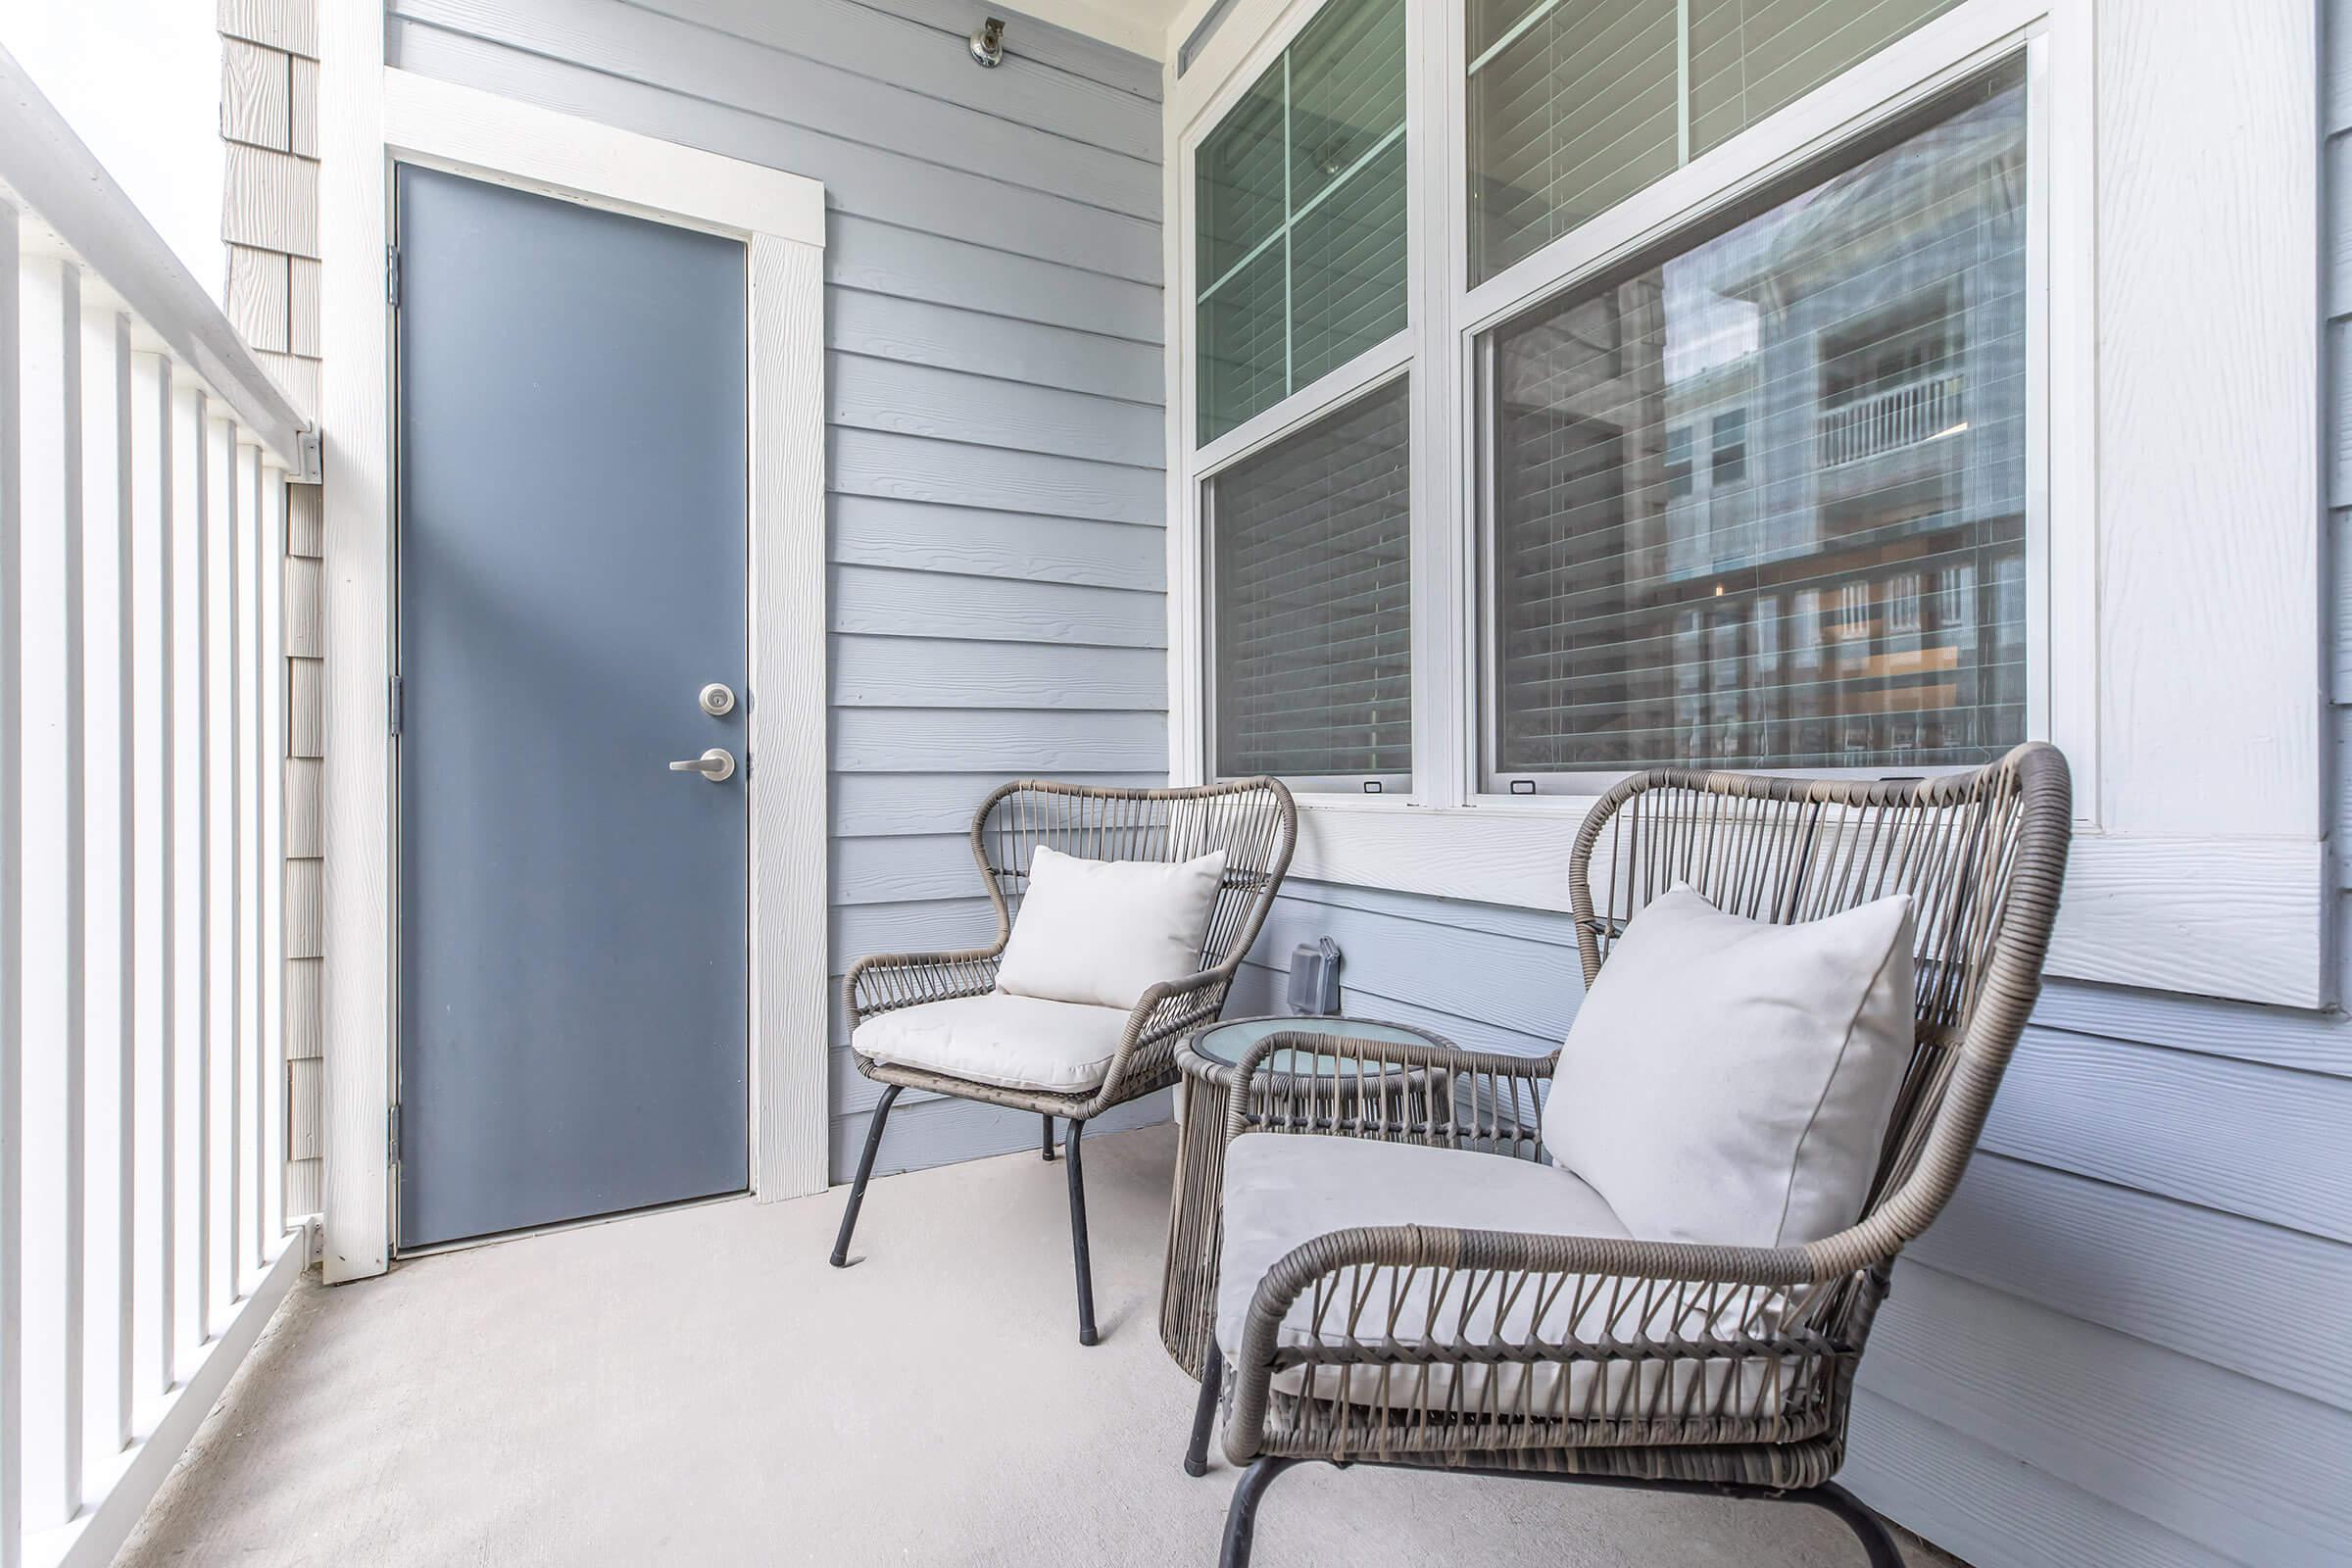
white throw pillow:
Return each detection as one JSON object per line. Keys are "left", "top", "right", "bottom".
{"left": 1542, "top": 884, "right": 1915, "bottom": 1250}
{"left": 994, "top": 845, "right": 1228, "bottom": 1011}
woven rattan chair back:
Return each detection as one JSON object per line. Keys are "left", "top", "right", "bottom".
{"left": 972, "top": 778, "right": 1298, "bottom": 979}
{"left": 1567, "top": 741, "right": 2073, "bottom": 1255}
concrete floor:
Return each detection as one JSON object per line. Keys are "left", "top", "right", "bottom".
{"left": 116, "top": 1124, "right": 1956, "bottom": 1567}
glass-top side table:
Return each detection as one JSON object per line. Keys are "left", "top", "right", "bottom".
{"left": 1158, "top": 1013, "right": 1451, "bottom": 1378}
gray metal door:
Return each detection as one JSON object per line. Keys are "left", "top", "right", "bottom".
{"left": 394, "top": 165, "right": 750, "bottom": 1249}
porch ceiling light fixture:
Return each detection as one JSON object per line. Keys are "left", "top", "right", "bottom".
{"left": 970, "top": 16, "right": 1007, "bottom": 67}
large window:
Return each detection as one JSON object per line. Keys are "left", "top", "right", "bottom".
{"left": 1467, "top": 0, "right": 1969, "bottom": 283}
{"left": 1197, "top": 0, "right": 1407, "bottom": 443}
{"left": 1174, "top": 0, "right": 2326, "bottom": 1007}
{"left": 1184, "top": 0, "right": 2038, "bottom": 799}
{"left": 1209, "top": 377, "right": 1412, "bottom": 788}
{"left": 1481, "top": 61, "right": 2027, "bottom": 781}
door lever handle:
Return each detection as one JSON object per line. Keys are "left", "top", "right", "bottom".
{"left": 668, "top": 747, "right": 737, "bottom": 782}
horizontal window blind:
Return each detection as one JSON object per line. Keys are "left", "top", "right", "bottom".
{"left": 1467, "top": 0, "right": 1966, "bottom": 283}
{"left": 1691, "top": 0, "right": 1970, "bottom": 157}
{"left": 1212, "top": 376, "right": 1412, "bottom": 784}
{"left": 1198, "top": 0, "right": 1407, "bottom": 444}
{"left": 1484, "top": 62, "right": 2027, "bottom": 778}
{"left": 1469, "top": 0, "right": 1679, "bottom": 284}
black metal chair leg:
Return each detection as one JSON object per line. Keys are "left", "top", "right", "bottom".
{"left": 1217, "top": 1457, "right": 1300, "bottom": 1568}
{"left": 1185, "top": 1343, "right": 1225, "bottom": 1477}
{"left": 829, "top": 1083, "right": 901, "bottom": 1268}
{"left": 1805, "top": 1482, "right": 1906, "bottom": 1568}
{"left": 1041, "top": 1113, "right": 1056, "bottom": 1161}
{"left": 1065, "top": 1117, "right": 1097, "bottom": 1346}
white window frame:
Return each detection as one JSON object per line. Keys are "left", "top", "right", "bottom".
{"left": 1181, "top": 0, "right": 1434, "bottom": 800}
{"left": 1201, "top": 360, "right": 1416, "bottom": 795}
{"left": 1466, "top": 32, "right": 2050, "bottom": 800}
{"left": 1166, "top": 0, "right": 2328, "bottom": 1008}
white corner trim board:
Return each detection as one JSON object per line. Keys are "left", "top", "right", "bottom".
{"left": 318, "top": 19, "right": 830, "bottom": 1281}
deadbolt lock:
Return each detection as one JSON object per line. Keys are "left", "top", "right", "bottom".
{"left": 699, "top": 682, "right": 737, "bottom": 716}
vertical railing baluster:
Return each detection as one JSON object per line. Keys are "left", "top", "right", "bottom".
{"left": 17, "top": 248, "right": 85, "bottom": 1532}
{"left": 78, "top": 298, "right": 134, "bottom": 1471}
{"left": 1, "top": 195, "right": 25, "bottom": 1568}
{"left": 110, "top": 313, "right": 136, "bottom": 1456}
{"left": 238, "top": 442, "right": 265, "bottom": 1281}
{"left": 260, "top": 471, "right": 286, "bottom": 1250}
{"left": 171, "top": 383, "right": 205, "bottom": 1378}
{"left": 128, "top": 354, "right": 171, "bottom": 1419}
{"left": 203, "top": 412, "right": 234, "bottom": 1335}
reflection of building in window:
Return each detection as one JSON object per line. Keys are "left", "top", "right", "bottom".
{"left": 1711, "top": 409, "right": 1747, "bottom": 484}
{"left": 1489, "top": 64, "right": 2029, "bottom": 775}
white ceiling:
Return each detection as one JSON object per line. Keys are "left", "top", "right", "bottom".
{"left": 1001, "top": 0, "right": 1192, "bottom": 61}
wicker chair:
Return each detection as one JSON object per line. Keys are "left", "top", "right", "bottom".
{"left": 1185, "top": 744, "right": 2071, "bottom": 1566}
{"left": 837, "top": 778, "right": 1297, "bottom": 1345}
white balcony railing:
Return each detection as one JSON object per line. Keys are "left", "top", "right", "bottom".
{"left": 2, "top": 47, "right": 315, "bottom": 1568}
{"left": 1816, "top": 371, "right": 1965, "bottom": 467}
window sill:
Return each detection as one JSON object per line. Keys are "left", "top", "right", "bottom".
{"left": 1285, "top": 799, "right": 2331, "bottom": 1010}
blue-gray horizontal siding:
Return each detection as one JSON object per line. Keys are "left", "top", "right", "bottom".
{"left": 390, "top": 0, "right": 1170, "bottom": 1181}
{"left": 1234, "top": 865, "right": 2352, "bottom": 1566}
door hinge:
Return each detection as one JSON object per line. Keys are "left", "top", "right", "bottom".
{"left": 386, "top": 244, "right": 402, "bottom": 308}
{"left": 387, "top": 1103, "right": 402, "bottom": 1164}
{"left": 389, "top": 675, "right": 405, "bottom": 737}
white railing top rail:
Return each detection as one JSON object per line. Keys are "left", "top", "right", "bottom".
{"left": 0, "top": 45, "right": 313, "bottom": 470}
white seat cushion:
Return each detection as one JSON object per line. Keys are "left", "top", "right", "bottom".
{"left": 1544, "top": 884, "right": 1915, "bottom": 1250}
{"left": 1215, "top": 1134, "right": 1799, "bottom": 1418}
{"left": 994, "top": 845, "right": 1227, "bottom": 1010}
{"left": 853, "top": 992, "right": 1132, "bottom": 1095}
{"left": 1215, "top": 1132, "right": 1630, "bottom": 1356}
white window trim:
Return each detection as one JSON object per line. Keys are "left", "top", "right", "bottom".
{"left": 1164, "top": 0, "right": 2328, "bottom": 1008}
{"left": 317, "top": 22, "right": 831, "bottom": 1281}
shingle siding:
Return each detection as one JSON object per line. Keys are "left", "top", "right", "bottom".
{"left": 221, "top": 0, "right": 323, "bottom": 1220}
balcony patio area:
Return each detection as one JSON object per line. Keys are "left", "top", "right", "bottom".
{"left": 1, "top": 1, "right": 2342, "bottom": 1564}
{"left": 117, "top": 1126, "right": 1945, "bottom": 1568}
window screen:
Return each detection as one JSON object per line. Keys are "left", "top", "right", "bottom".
{"left": 1211, "top": 376, "right": 1411, "bottom": 785}
{"left": 1483, "top": 61, "right": 2027, "bottom": 779}
{"left": 1466, "top": 0, "right": 1966, "bottom": 283}
{"left": 1198, "top": 0, "right": 1407, "bottom": 445}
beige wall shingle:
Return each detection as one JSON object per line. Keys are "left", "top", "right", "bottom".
{"left": 220, "top": 0, "right": 316, "bottom": 59}
{"left": 221, "top": 36, "right": 291, "bottom": 151}
{"left": 223, "top": 142, "right": 318, "bottom": 258}
{"left": 224, "top": 0, "right": 322, "bottom": 1231}
{"left": 226, "top": 244, "right": 290, "bottom": 353}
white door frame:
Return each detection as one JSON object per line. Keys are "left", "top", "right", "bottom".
{"left": 318, "top": 26, "right": 829, "bottom": 1280}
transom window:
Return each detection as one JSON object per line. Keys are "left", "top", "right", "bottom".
{"left": 1466, "top": 0, "right": 1970, "bottom": 283}
{"left": 1196, "top": 0, "right": 1408, "bottom": 443}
